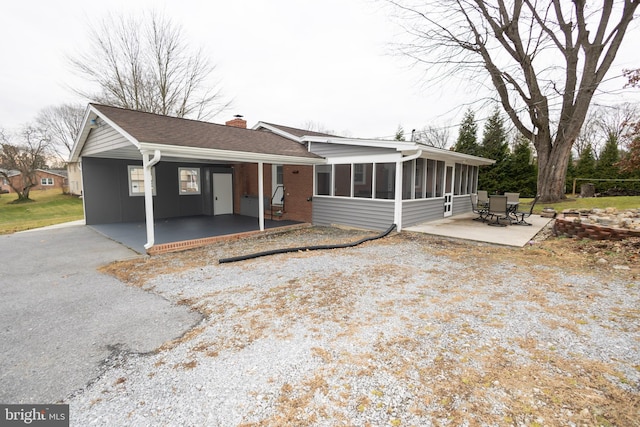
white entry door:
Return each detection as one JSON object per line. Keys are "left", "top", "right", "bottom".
{"left": 213, "top": 173, "right": 233, "bottom": 215}
{"left": 443, "top": 164, "right": 454, "bottom": 217}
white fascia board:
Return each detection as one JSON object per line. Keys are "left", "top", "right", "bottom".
{"left": 403, "top": 144, "right": 495, "bottom": 165}
{"left": 138, "top": 142, "right": 325, "bottom": 165}
{"left": 303, "top": 136, "right": 416, "bottom": 151}
{"left": 252, "top": 122, "right": 303, "bottom": 142}
{"left": 69, "top": 106, "right": 95, "bottom": 162}
{"left": 92, "top": 106, "right": 141, "bottom": 148}
{"left": 325, "top": 153, "right": 403, "bottom": 164}
{"left": 69, "top": 104, "right": 141, "bottom": 162}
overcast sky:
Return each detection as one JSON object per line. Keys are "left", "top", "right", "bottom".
{"left": 1, "top": 0, "right": 639, "bottom": 140}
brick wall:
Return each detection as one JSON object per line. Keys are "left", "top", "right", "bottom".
{"left": 554, "top": 218, "right": 640, "bottom": 240}
{"left": 232, "top": 163, "right": 313, "bottom": 223}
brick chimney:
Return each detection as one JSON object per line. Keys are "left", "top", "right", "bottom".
{"left": 225, "top": 115, "right": 247, "bottom": 129}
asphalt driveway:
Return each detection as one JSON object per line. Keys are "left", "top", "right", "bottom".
{"left": 0, "top": 224, "right": 201, "bottom": 404}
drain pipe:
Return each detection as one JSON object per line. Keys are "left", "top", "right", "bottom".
{"left": 395, "top": 150, "right": 423, "bottom": 231}
{"left": 143, "top": 150, "right": 162, "bottom": 250}
{"left": 219, "top": 223, "right": 397, "bottom": 263}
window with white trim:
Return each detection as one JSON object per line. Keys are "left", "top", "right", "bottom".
{"left": 315, "top": 165, "right": 332, "bottom": 196}
{"left": 128, "top": 165, "right": 156, "bottom": 196}
{"left": 179, "top": 168, "right": 201, "bottom": 195}
{"left": 41, "top": 177, "right": 54, "bottom": 186}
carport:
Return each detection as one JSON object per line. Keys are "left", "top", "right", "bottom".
{"left": 90, "top": 215, "right": 303, "bottom": 254}
{"left": 70, "top": 104, "right": 324, "bottom": 255}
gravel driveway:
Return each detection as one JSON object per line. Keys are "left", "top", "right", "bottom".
{"left": 67, "top": 227, "right": 640, "bottom": 426}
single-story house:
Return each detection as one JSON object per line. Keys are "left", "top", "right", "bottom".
{"left": 0, "top": 169, "right": 68, "bottom": 194}
{"left": 69, "top": 104, "right": 494, "bottom": 253}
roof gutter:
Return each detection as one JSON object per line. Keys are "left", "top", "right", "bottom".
{"left": 138, "top": 142, "right": 325, "bottom": 165}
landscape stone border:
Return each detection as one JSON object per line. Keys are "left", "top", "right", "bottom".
{"left": 554, "top": 208, "right": 640, "bottom": 240}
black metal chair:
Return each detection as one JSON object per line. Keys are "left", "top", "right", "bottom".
{"left": 512, "top": 196, "right": 539, "bottom": 226}
{"left": 477, "top": 190, "right": 489, "bottom": 208}
{"left": 487, "top": 195, "right": 509, "bottom": 227}
{"left": 470, "top": 193, "right": 488, "bottom": 222}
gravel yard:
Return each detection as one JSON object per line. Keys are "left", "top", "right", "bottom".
{"left": 69, "top": 227, "right": 640, "bottom": 426}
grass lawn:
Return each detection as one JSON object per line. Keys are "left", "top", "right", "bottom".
{"left": 0, "top": 189, "right": 84, "bottom": 234}
{"left": 520, "top": 195, "right": 640, "bottom": 214}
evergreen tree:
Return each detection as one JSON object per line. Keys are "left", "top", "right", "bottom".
{"left": 453, "top": 109, "right": 480, "bottom": 156}
{"left": 503, "top": 135, "right": 537, "bottom": 197}
{"left": 566, "top": 151, "right": 576, "bottom": 193}
{"left": 480, "top": 108, "right": 509, "bottom": 162}
{"left": 477, "top": 108, "right": 510, "bottom": 193}
{"left": 595, "top": 134, "right": 620, "bottom": 179}
{"left": 575, "top": 144, "right": 596, "bottom": 179}
{"left": 395, "top": 125, "right": 405, "bottom": 141}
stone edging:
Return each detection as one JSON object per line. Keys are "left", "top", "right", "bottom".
{"left": 554, "top": 218, "right": 640, "bottom": 240}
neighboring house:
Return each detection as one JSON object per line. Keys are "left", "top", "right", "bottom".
{"left": 0, "top": 169, "right": 68, "bottom": 193}
{"left": 66, "top": 162, "right": 83, "bottom": 196}
{"left": 70, "top": 104, "right": 493, "bottom": 251}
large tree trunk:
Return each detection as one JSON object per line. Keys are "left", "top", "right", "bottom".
{"left": 535, "top": 133, "right": 574, "bottom": 202}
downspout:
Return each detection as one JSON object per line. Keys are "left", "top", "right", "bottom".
{"left": 143, "top": 150, "right": 162, "bottom": 250}
{"left": 394, "top": 150, "right": 423, "bottom": 231}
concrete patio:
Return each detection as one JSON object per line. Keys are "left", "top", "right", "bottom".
{"left": 405, "top": 212, "right": 554, "bottom": 247}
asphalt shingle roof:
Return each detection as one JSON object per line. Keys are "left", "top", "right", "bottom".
{"left": 91, "top": 104, "right": 320, "bottom": 159}
{"left": 259, "top": 122, "right": 340, "bottom": 139}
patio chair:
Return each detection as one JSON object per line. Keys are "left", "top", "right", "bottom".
{"left": 477, "top": 190, "right": 489, "bottom": 207}
{"left": 512, "top": 196, "right": 539, "bottom": 226}
{"left": 487, "top": 195, "right": 509, "bottom": 227}
{"left": 470, "top": 193, "right": 488, "bottom": 222}
{"left": 504, "top": 192, "right": 520, "bottom": 221}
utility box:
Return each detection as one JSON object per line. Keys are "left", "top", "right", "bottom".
{"left": 580, "top": 183, "right": 595, "bottom": 198}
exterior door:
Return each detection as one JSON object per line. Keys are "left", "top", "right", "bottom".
{"left": 272, "top": 164, "right": 284, "bottom": 206}
{"left": 443, "top": 164, "right": 454, "bottom": 217}
{"left": 213, "top": 173, "right": 233, "bottom": 215}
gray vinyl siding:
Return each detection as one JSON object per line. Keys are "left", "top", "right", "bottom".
{"left": 312, "top": 197, "right": 395, "bottom": 231}
{"left": 82, "top": 124, "right": 134, "bottom": 157}
{"left": 452, "top": 195, "right": 472, "bottom": 215}
{"left": 401, "top": 198, "right": 445, "bottom": 227}
{"left": 309, "top": 143, "right": 390, "bottom": 158}
{"left": 82, "top": 157, "right": 232, "bottom": 224}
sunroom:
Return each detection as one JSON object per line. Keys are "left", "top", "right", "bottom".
{"left": 310, "top": 146, "right": 494, "bottom": 232}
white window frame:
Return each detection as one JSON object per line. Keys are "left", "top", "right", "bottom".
{"left": 178, "top": 167, "right": 201, "bottom": 195}
{"left": 353, "top": 164, "right": 367, "bottom": 185}
{"left": 128, "top": 165, "right": 156, "bottom": 197}
{"left": 41, "top": 177, "right": 54, "bottom": 186}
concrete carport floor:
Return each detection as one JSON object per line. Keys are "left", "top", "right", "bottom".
{"left": 0, "top": 225, "right": 201, "bottom": 404}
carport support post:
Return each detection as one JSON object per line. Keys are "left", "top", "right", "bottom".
{"left": 258, "top": 161, "right": 265, "bottom": 231}
{"left": 394, "top": 159, "right": 403, "bottom": 231}
{"left": 143, "top": 150, "right": 161, "bottom": 250}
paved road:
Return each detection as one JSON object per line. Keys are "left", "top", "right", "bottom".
{"left": 0, "top": 225, "right": 201, "bottom": 404}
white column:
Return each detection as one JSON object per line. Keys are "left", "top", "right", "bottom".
{"left": 142, "top": 150, "right": 161, "bottom": 250}
{"left": 258, "top": 162, "right": 265, "bottom": 231}
{"left": 394, "top": 160, "right": 403, "bottom": 231}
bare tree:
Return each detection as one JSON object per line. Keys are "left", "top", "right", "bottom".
{"left": 0, "top": 127, "right": 52, "bottom": 201}
{"left": 574, "top": 109, "right": 600, "bottom": 158}
{"left": 69, "top": 11, "right": 230, "bottom": 120}
{"left": 594, "top": 102, "right": 638, "bottom": 146}
{"left": 301, "top": 120, "right": 337, "bottom": 136}
{"left": 36, "top": 104, "right": 85, "bottom": 162}
{"left": 388, "top": 0, "right": 639, "bottom": 201}
{"left": 575, "top": 103, "right": 638, "bottom": 159}
{"left": 414, "top": 124, "right": 451, "bottom": 148}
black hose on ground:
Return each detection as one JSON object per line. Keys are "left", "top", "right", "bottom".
{"left": 218, "top": 223, "right": 397, "bottom": 264}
